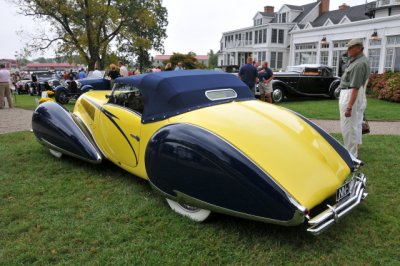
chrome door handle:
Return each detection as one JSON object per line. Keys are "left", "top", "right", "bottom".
{"left": 130, "top": 134, "right": 140, "bottom": 141}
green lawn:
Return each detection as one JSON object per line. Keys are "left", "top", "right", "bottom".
{"left": 13, "top": 93, "right": 400, "bottom": 121}
{"left": 1, "top": 132, "right": 399, "bottom": 264}
{"left": 277, "top": 97, "right": 400, "bottom": 120}
{"left": 12, "top": 94, "right": 75, "bottom": 112}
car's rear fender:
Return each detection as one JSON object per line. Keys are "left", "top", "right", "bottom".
{"left": 145, "top": 123, "right": 305, "bottom": 225}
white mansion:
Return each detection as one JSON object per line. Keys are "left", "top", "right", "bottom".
{"left": 218, "top": 0, "right": 400, "bottom": 75}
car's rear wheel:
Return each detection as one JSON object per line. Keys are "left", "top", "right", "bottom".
{"left": 166, "top": 198, "right": 211, "bottom": 222}
{"left": 49, "top": 149, "right": 62, "bottom": 158}
{"left": 332, "top": 85, "right": 341, "bottom": 99}
{"left": 272, "top": 87, "right": 285, "bottom": 103}
{"left": 55, "top": 89, "right": 69, "bottom": 104}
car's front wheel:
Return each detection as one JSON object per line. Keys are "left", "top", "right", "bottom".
{"left": 272, "top": 87, "right": 285, "bottom": 103}
{"left": 166, "top": 198, "right": 211, "bottom": 222}
{"left": 55, "top": 89, "right": 69, "bottom": 104}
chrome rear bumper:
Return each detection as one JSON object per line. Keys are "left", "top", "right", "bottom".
{"left": 307, "top": 173, "right": 367, "bottom": 235}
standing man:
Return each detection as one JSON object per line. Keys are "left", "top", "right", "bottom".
{"left": 77, "top": 68, "right": 86, "bottom": 79}
{"left": 239, "top": 57, "right": 258, "bottom": 92}
{"left": 174, "top": 62, "right": 183, "bottom": 71}
{"left": 339, "top": 38, "right": 370, "bottom": 158}
{"left": 119, "top": 61, "right": 129, "bottom": 77}
{"left": 0, "top": 64, "right": 13, "bottom": 109}
{"left": 258, "top": 61, "right": 274, "bottom": 103}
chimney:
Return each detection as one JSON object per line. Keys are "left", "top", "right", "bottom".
{"left": 339, "top": 3, "right": 350, "bottom": 10}
{"left": 319, "top": 0, "right": 330, "bottom": 15}
{"left": 264, "top": 6, "right": 274, "bottom": 13}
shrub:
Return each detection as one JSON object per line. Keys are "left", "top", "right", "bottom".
{"left": 367, "top": 72, "right": 400, "bottom": 102}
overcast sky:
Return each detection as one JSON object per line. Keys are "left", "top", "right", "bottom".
{"left": 0, "top": 0, "right": 367, "bottom": 59}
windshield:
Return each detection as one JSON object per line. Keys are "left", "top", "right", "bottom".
{"left": 87, "top": 71, "right": 105, "bottom": 79}
{"left": 286, "top": 66, "right": 304, "bottom": 73}
{"left": 112, "top": 83, "right": 140, "bottom": 95}
{"left": 35, "top": 72, "right": 56, "bottom": 79}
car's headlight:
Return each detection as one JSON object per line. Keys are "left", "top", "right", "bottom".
{"left": 48, "top": 81, "right": 54, "bottom": 87}
{"left": 76, "top": 81, "right": 81, "bottom": 89}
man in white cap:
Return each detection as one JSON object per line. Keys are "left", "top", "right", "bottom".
{"left": 338, "top": 38, "right": 370, "bottom": 158}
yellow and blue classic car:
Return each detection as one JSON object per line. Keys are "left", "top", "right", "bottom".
{"left": 32, "top": 70, "right": 367, "bottom": 235}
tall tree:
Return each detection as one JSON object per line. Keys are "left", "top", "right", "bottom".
{"left": 13, "top": 0, "right": 167, "bottom": 70}
{"left": 208, "top": 49, "right": 218, "bottom": 69}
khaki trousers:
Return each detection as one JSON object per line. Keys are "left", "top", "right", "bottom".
{"left": 339, "top": 86, "right": 367, "bottom": 158}
{"left": 0, "top": 82, "right": 13, "bottom": 109}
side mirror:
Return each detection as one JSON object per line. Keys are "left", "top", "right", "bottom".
{"left": 105, "top": 94, "right": 112, "bottom": 99}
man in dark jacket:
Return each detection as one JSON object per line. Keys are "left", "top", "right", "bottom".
{"left": 239, "top": 57, "right": 258, "bottom": 92}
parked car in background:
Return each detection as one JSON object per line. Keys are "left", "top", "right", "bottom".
{"left": 55, "top": 70, "right": 111, "bottom": 104}
{"left": 257, "top": 64, "right": 341, "bottom": 103}
{"left": 15, "top": 77, "right": 32, "bottom": 94}
{"left": 29, "top": 71, "right": 64, "bottom": 96}
{"left": 32, "top": 70, "right": 367, "bottom": 235}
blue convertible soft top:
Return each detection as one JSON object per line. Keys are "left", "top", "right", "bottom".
{"left": 115, "top": 70, "right": 255, "bottom": 123}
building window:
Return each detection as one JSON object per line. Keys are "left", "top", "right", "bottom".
{"left": 282, "top": 13, "right": 286, "bottom": 23}
{"left": 272, "top": 29, "right": 277, "bottom": 43}
{"left": 320, "top": 51, "right": 329, "bottom": 65}
{"left": 278, "top": 30, "right": 284, "bottom": 44}
{"left": 270, "top": 52, "right": 283, "bottom": 69}
{"left": 257, "top": 51, "right": 266, "bottom": 64}
{"left": 263, "top": 29, "right": 267, "bottom": 43}
{"left": 271, "top": 29, "right": 284, "bottom": 44}
{"left": 333, "top": 40, "right": 350, "bottom": 48}
{"left": 254, "top": 18, "right": 263, "bottom": 26}
{"left": 321, "top": 43, "right": 329, "bottom": 49}
{"left": 369, "top": 39, "right": 382, "bottom": 46}
{"left": 295, "top": 43, "right": 317, "bottom": 50}
{"left": 255, "top": 31, "right": 259, "bottom": 44}
{"left": 368, "top": 48, "right": 381, "bottom": 73}
{"left": 294, "top": 43, "right": 317, "bottom": 65}
{"left": 385, "top": 35, "right": 400, "bottom": 72}
{"left": 255, "top": 29, "right": 267, "bottom": 44}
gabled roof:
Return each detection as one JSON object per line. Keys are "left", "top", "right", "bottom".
{"left": 258, "top": 12, "right": 275, "bottom": 18}
{"left": 292, "top": 2, "right": 320, "bottom": 23}
{"left": 312, "top": 4, "right": 369, "bottom": 27}
{"left": 285, "top": 4, "right": 304, "bottom": 11}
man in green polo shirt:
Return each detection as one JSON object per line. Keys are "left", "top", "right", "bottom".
{"left": 339, "top": 38, "right": 370, "bottom": 158}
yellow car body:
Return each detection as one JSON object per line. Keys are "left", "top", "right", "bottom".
{"left": 32, "top": 70, "right": 367, "bottom": 235}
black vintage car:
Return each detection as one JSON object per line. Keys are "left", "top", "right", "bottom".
{"left": 29, "top": 71, "right": 64, "bottom": 96}
{"left": 55, "top": 70, "right": 111, "bottom": 104}
{"left": 262, "top": 64, "right": 341, "bottom": 103}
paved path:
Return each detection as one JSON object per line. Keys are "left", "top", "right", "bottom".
{"left": 0, "top": 105, "right": 399, "bottom": 135}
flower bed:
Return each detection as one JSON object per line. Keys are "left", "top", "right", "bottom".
{"left": 367, "top": 72, "right": 400, "bottom": 102}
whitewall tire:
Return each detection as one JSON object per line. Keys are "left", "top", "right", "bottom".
{"left": 166, "top": 198, "right": 211, "bottom": 222}
{"left": 49, "top": 149, "right": 62, "bottom": 158}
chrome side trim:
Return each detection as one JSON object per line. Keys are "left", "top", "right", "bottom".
{"left": 307, "top": 173, "right": 367, "bottom": 235}
{"left": 148, "top": 180, "right": 305, "bottom": 226}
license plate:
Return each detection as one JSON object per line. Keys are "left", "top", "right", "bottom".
{"left": 336, "top": 180, "right": 351, "bottom": 202}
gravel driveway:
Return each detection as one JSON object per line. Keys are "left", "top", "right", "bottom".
{"left": 0, "top": 105, "right": 399, "bottom": 135}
